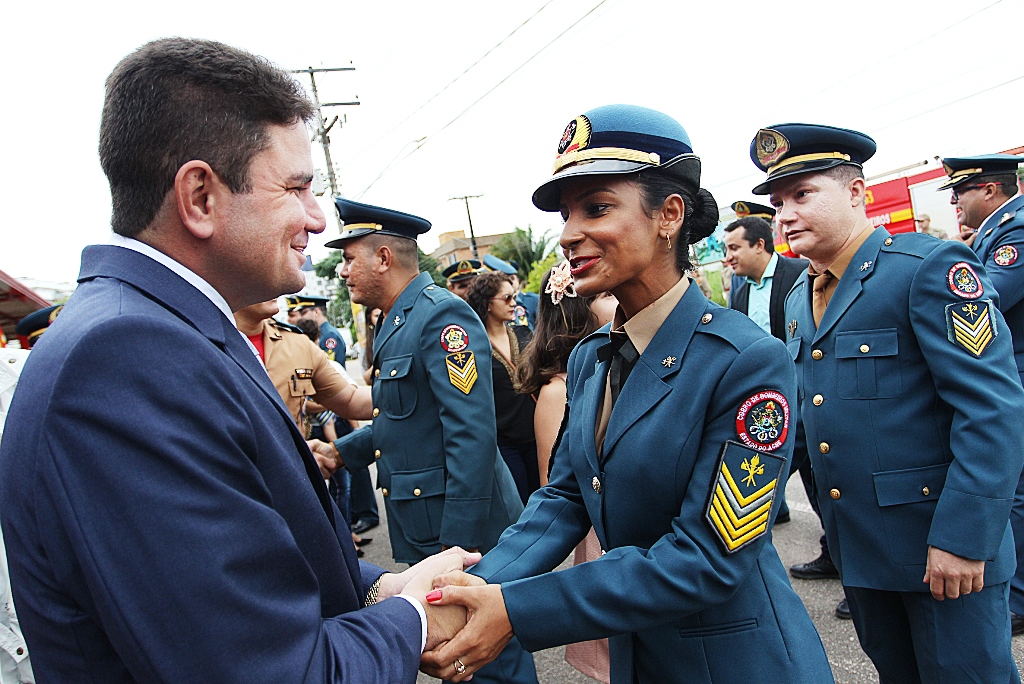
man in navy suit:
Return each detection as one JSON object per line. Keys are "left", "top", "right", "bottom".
{"left": 0, "top": 37, "right": 475, "bottom": 683}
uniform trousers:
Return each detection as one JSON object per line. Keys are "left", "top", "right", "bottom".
{"left": 845, "top": 582, "right": 1019, "bottom": 684}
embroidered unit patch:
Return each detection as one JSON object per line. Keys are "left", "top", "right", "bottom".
{"left": 446, "top": 351, "right": 478, "bottom": 394}
{"left": 735, "top": 390, "right": 790, "bottom": 452}
{"left": 706, "top": 441, "right": 786, "bottom": 553}
{"left": 440, "top": 324, "right": 469, "bottom": 352}
{"left": 947, "top": 262, "right": 984, "bottom": 299}
{"left": 994, "top": 245, "right": 1019, "bottom": 267}
{"left": 945, "top": 300, "right": 996, "bottom": 357}
{"left": 295, "top": 368, "right": 313, "bottom": 379}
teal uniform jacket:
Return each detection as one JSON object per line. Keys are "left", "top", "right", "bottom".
{"left": 341, "top": 273, "right": 523, "bottom": 564}
{"left": 784, "top": 228, "right": 1024, "bottom": 591}
{"left": 972, "top": 194, "right": 1024, "bottom": 384}
{"left": 471, "top": 282, "right": 833, "bottom": 684}
{"left": 318, "top": 320, "right": 345, "bottom": 363}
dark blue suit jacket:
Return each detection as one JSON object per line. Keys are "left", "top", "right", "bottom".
{"left": 0, "top": 245, "right": 422, "bottom": 683}
{"left": 472, "top": 282, "right": 833, "bottom": 683}
{"left": 785, "top": 229, "right": 1024, "bottom": 591}
{"left": 972, "top": 194, "right": 1024, "bottom": 383}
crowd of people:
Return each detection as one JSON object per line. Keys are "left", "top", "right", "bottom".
{"left": 0, "top": 36, "right": 1023, "bottom": 684}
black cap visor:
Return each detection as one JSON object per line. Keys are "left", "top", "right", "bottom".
{"left": 752, "top": 159, "right": 860, "bottom": 195}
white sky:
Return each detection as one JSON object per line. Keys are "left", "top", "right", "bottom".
{"left": 3, "top": 0, "right": 1022, "bottom": 284}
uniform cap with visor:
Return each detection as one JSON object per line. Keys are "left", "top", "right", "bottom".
{"left": 749, "top": 124, "right": 876, "bottom": 195}
{"left": 532, "top": 104, "right": 702, "bottom": 212}
{"left": 938, "top": 154, "right": 1024, "bottom": 191}
{"left": 325, "top": 198, "right": 431, "bottom": 249}
{"left": 731, "top": 201, "right": 776, "bottom": 220}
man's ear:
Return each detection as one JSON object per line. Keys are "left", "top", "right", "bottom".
{"left": 848, "top": 177, "right": 868, "bottom": 208}
{"left": 174, "top": 160, "right": 221, "bottom": 240}
{"left": 376, "top": 244, "right": 393, "bottom": 273}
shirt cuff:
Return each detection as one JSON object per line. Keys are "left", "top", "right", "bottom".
{"left": 395, "top": 594, "right": 427, "bottom": 653}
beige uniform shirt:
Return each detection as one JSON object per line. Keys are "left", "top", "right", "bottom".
{"left": 595, "top": 276, "right": 690, "bottom": 456}
{"left": 260, "top": 320, "right": 350, "bottom": 429}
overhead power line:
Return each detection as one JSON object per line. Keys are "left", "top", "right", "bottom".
{"left": 356, "top": 0, "right": 610, "bottom": 198}
{"left": 352, "top": 0, "right": 558, "bottom": 160}
{"left": 873, "top": 73, "right": 1024, "bottom": 132}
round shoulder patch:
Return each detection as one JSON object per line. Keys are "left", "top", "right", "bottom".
{"left": 440, "top": 324, "right": 469, "bottom": 352}
{"left": 736, "top": 390, "right": 790, "bottom": 452}
{"left": 324, "top": 337, "right": 337, "bottom": 349}
{"left": 947, "top": 262, "right": 983, "bottom": 299}
{"left": 994, "top": 245, "right": 1019, "bottom": 267}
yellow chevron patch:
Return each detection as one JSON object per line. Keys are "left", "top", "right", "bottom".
{"left": 945, "top": 300, "right": 996, "bottom": 357}
{"left": 446, "top": 351, "right": 478, "bottom": 394}
{"left": 706, "top": 441, "right": 786, "bottom": 553}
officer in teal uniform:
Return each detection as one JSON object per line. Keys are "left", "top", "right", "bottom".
{"left": 442, "top": 259, "right": 482, "bottom": 300}
{"left": 940, "top": 153, "right": 1024, "bottom": 632}
{"left": 757, "top": 124, "right": 1024, "bottom": 682}
{"left": 420, "top": 105, "right": 832, "bottom": 684}
{"left": 325, "top": 198, "right": 537, "bottom": 684}
{"left": 14, "top": 305, "right": 63, "bottom": 349}
{"left": 290, "top": 295, "right": 345, "bottom": 363}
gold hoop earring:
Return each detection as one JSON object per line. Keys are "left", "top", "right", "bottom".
{"left": 666, "top": 234, "right": 672, "bottom": 251}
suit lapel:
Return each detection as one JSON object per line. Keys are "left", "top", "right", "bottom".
{"left": 812, "top": 230, "right": 885, "bottom": 343}
{"left": 602, "top": 284, "right": 699, "bottom": 459}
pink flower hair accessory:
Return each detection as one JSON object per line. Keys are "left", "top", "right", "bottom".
{"left": 545, "top": 261, "right": 578, "bottom": 305}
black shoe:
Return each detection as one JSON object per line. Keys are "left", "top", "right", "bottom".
{"left": 789, "top": 552, "right": 840, "bottom": 580}
{"left": 774, "top": 511, "right": 791, "bottom": 524}
{"left": 1012, "top": 613, "right": 1024, "bottom": 636}
{"left": 354, "top": 537, "right": 373, "bottom": 547}
{"left": 835, "top": 598, "right": 851, "bottom": 620}
{"left": 351, "top": 519, "right": 379, "bottom": 534}
{"left": 356, "top": 548, "right": 364, "bottom": 558}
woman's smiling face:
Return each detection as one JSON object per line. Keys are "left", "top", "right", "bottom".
{"left": 557, "top": 175, "right": 660, "bottom": 299}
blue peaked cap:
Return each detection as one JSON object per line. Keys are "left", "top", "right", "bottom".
{"left": 938, "top": 154, "right": 1024, "bottom": 191}
{"left": 483, "top": 254, "right": 517, "bottom": 275}
{"left": 326, "top": 198, "right": 431, "bottom": 249}
{"left": 532, "top": 104, "right": 701, "bottom": 211}
{"left": 749, "top": 123, "right": 876, "bottom": 195}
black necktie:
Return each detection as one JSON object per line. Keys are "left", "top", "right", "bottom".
{"left": 597, "top": 330, "right": 639, "bottom": 407}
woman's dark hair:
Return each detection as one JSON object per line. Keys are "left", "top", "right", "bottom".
{"left": 514, "top": 269, "right": 599, "bottom": 395}
{"left": 635, "top": 171, "right": 719, "bottom": 272}
{"left": 294, "top": 318, "right": 319, "bottom": 343}
{"left": 466, "top": 271, "right": 513, "bottom": 322}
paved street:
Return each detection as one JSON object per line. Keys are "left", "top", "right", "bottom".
{"left": 354, "top": 466, "right": 1024, "bottom": 683}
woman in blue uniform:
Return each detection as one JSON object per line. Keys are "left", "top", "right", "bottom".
{"left": 421, "top": 105, "right": 833, "bottom": 684}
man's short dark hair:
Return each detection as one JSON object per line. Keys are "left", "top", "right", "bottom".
{"left": 99, "top": 38, "right": 315, "bottom": 237}
{"left": 294, "top": 318, "right": 320, "bottom": 343}
{"left": 361, "top": 234, "right": 420, "bottom": 271}
{"left": 976, "top": 173, "right": 1019, "bottom": 199}
{"left": 822, "top": 163, "right": 865, "bottom": 186}
{"left": 724, "top": 217, "right": 774, "bottom": 250}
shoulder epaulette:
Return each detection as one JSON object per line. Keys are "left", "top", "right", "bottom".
{"left": 880, "top": 232, "right": 938, "bottom": 259}
{"left": 270, "top": 320, "right": 304, "bottom": 334}
{"left": 694, "top": 306, "right": 765, "bottom": 353}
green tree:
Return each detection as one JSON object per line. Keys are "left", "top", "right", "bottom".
{"left": 313, "top": 252, "right": 353, "bottom": 332}
{"left": 489, "top": 226, "right": 555, "bottom": 282}
{"left": 419, "top": 248, "right": 447, "bottom": 287}
{"left": 524, "top": 252, "right": 560, "bottom": 294}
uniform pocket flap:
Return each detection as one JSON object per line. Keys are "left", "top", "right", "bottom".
{"left": 786, "top": 337, "right": 801, "bottom": 360}
{"left": 378, "top": 354, "right": 413, "bottom": 381}
{"left": 873, "top": 463, "right": 949, "bottom": 507}
{"left": 835, "top": 328, "right": 898, "bottom": 358}
{"left": 390, "top": 466, "right": 446, "bottom": 501}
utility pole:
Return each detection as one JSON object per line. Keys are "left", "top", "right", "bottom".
{"left": 449, "top": 194, "right": 483, "bottom": 259}
{"left": 290, "top": 66, "right": 360, "bottom": 230}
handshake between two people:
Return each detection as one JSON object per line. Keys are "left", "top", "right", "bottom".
{"left": 373, "top": 549, "right": 517, "bottom": 682}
